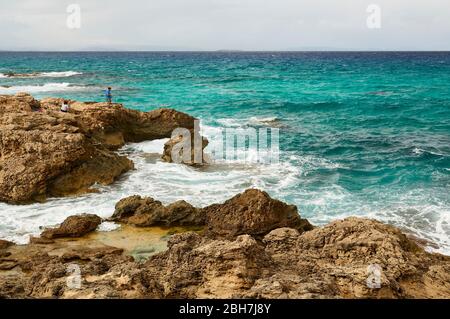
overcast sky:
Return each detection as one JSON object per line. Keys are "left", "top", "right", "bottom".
{"left": 0, "top": 0, "right": 449, "bottom": 51}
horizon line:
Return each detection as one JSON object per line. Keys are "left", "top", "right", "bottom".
{"left": 1, "top": 50, "right": 450, "bottom": 53}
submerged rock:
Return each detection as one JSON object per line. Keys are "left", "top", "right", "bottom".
{"left": 0, "top": 93, "right": 196, "bottom": 203}
{"left": 40, "top": 214, "right": 102, "bottom": 239}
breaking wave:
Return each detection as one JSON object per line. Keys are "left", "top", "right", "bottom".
{"left": 0, "top": 71, "right": 82, "bottom": 78}
{"left": 0, "top": 82, "right": 93, "bottom": 94}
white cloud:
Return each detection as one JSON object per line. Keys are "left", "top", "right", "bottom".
{"left": 0, "top": 0, "right": 449, "bottom": 50}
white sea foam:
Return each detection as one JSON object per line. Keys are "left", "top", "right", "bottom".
{"left": 0, "top": 137, "right": 302, "bottom": 244}
{"left": 98, "top": 221, "right": 120, "bottom": 232}
{"left": 38, "top": 71, "right": 82, "bottom": 77}
{"left": 0, "top": 71, "right": 82, "bottom": 78}
{"left": 0, "top": 83, "right": 91, "bottom": 94}
{"left": 249, "top": 116, "right": 279, "bottom": 124}
{"left": 0, "top": 132, "right": 448, "bottom": 256}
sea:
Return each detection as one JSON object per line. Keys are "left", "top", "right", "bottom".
{"left": 0, "top": 51, "right": 449, "bottom": 254}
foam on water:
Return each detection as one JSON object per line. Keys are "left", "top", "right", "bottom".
{"left": 0, "top": 128, "right": 448, "bottom": 255}
{"left": 0, "top": 135, "right": 302, "bottom": 244}
{"left": 0, "top": 52, "right": 449, "bottom": 255}
{"left": 0, "top": 71, "right": 82, "bottom": 78}
{"left": 37, "top": 71, "right": 82, "bottom": 78}
{"left": 0, "top": 83, "right": 94, "bottom": 94}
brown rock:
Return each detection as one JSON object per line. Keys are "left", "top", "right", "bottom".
{"left": 0, "top": 93, "right": 196, "bottom": 203}
{"left": 29, "top": 236, "right": 55, "bottom": 245}
{"left": 112, "top": 195, "right": 204, "bottom": 227}
{"left": 141, "top": 217, "right": 450, "bottom": 299}
{"left": 1, "top": 191, "right": 449, "bottom": 299}
{"left": 204, "top": 189, "right": 313, "bottom": 239}
{"left": 144, "top": 232, "right": 273, "bottom": 298}
{"left": 40, "top": 214, "right": 102, "bottom": 239}
{"left": 162, "top": 131, "right": 209, "bottom": 165}
{"left": 0, "top": 240, "right": 14, "bottom": 250}
{"left": 40, "top": 99, "right": 196, "bottom": 147}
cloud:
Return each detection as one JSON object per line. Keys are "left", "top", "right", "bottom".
{"left": 0, "top": 0, "right": 449, "bottom": 50}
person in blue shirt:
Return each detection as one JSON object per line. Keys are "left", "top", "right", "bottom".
{"left": 105, "top": 87, "right": 112, "bottom": 103}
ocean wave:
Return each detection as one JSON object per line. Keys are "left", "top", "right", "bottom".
{"left": 412, "top": 147, "right": 445, "bottom": 157}
{"left": 0, "top": 71, "right": 82, "bottom": 78}
{"left": 215, "top": 116, "right": 286, "bottom": 128}
{"left": 0, "top": 136, "right": 448, "bottom": 256}
{"left": 0, "top": 82, "right": 92, "bottom": 94}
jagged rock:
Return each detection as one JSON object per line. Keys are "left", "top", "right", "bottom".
{"left": 162, "top": 132, "right": 209, "bottom": 165}
{"left": 40, "top": 214, "right": 102, "bottom": 239}
{"left": 112, "top": 195, "right": 204, "bottom": 227}
{"left": 0, "top": 191, "right": 449, "bottom": 299}
{"left": 40, "top": 98, "right": 196, "bottom": 148}
{"left": 0, "top": 93, "right": 40, "bottom": 112}
{"left": 111, "top": 189, "right": 312, "bottom": 234}
{"left": 204, "top": 189, "right": 313, "bottom": 239}
{"left": 141, "top": 217, "right": 450, "bottom": 299}
{"left": 255, "top": 217, "right": 450, "bottom": 298}
{"left": 0, "top": 93, "right": 196, "bottom": 203}
{"left": 144, "top": 232, "right": 273, "bottom": 298}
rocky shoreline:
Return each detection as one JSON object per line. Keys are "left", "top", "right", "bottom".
{"left": 0, "top": 189, "right": 449, "bottom": 299}
{"left": 0, "top": 94, "right": 449, "bottom": 299}
{"left": 0, "top": 93, "right": 204, "bottom": 203}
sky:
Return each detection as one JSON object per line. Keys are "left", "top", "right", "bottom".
{"left": 0, "top": 0, "right": 449, "bottom": 51}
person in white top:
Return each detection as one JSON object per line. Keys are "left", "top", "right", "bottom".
{"left": 61, "top": 100, "right": 69, "bottom": 112}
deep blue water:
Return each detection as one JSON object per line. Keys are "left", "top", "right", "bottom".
{"left": 0, "top": 52, "right": 449, "bottom": 252}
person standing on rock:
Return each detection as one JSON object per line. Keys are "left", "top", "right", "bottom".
{"left": 105, "top": 87, "right": 112, "bottom": 104}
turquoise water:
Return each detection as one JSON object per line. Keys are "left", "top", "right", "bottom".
{"left": 0, "top": 52, "right": 449, "bottom": 253}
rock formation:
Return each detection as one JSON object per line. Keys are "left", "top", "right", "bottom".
{"left": 40, "top": 214, "right": 102, "bottom": 239}
{"left": 111, "top": 195, "right": 204, "bottom": 227}
{"left": 1, "top": 189, "right": 449, "bottom": 299}
{"left": 110, "top": 189, "right": 312, "bottom": 237}
{"left": 162, "top": 131, "right": 209, "bottom": 165}
{"left": 0, "top": 93, "right": 196, "bottom": 203}
{"left": 203, "top": 189, "right": 313, "bottom": 239}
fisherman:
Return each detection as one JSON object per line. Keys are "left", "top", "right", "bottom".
{"left": 105, "top": 87, "right": 112, "bottom": 103}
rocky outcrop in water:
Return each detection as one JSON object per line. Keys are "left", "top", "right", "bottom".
{"left": 1, "top": 189, "right": 449, "bottom": 299}
{"left": 162, "top": 131, "right": 209, "bottom": 165}
{"left": 40, "top": 214, "right": 102, "bottom": 239}
{"left": 204, "top": 189, "right": 313, "bottom": 239}
{"left": 110, "top": 189, "right": 312, "bottom": 237}
{"left": 0, "top": 93, "right": 196, "bottom": 203}
{"left": 111, "top": 195, "right": 204, "bottom": 227}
